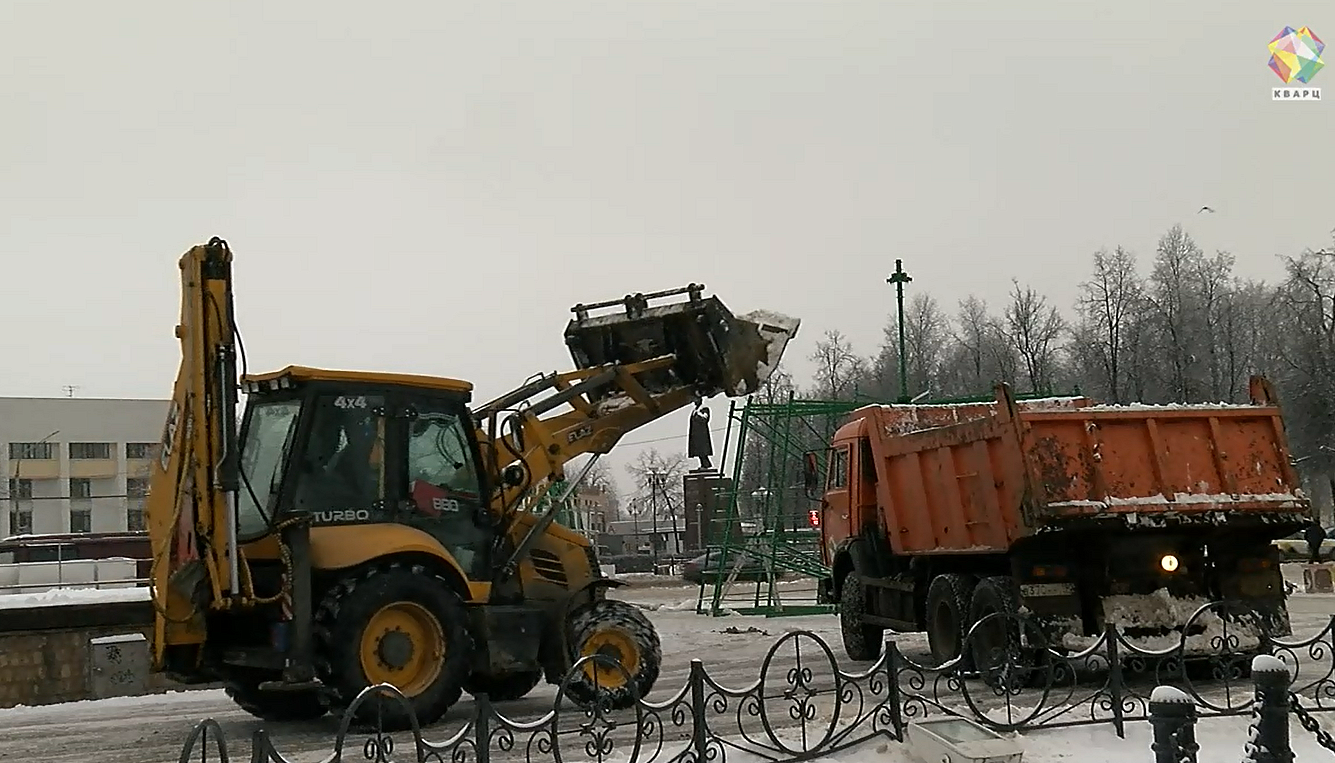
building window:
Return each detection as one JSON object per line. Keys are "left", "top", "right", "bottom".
{"left": 126, "top": 442, "right": 157, "bottom": 460}
{"left": 8, "top": 478, "right": 33, "bottom": 500}
{"left": 9, "top": 442, "right": 55, "bottom": 460}
{"left": 69, "top": 477, "right": 93, "bottom": 534}
{"left": 69, "top": 442, "right": 113, "bottom": 460}
{"left": 9, "top": 506, "right": 32, "bottom": 535}
{"left": 70, "top": 478, "right": 92, "bottom": 500}
{"left": 126, "top": 477, "right": 149, "bottom": 531}
{"left": 7, "top": 478, "right": 33, "bottom": 536}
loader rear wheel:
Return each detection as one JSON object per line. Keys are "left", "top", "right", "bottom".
{"left": 464, "top": 670, "right": 544, "bottom": 702}
{"left": 565, "top": 599, "right": 661, "bottom": 710}
{"left": 224, "top": 680, "right": 329, "bottom": 722}
{"left": 839, "top": 572, "right": 884, "bottom": 661}
{"left": 926, "top": 573, "right": 976, "bottom": 668}
{"left": 314, "top": 562, "right": 474, "bottom": 729}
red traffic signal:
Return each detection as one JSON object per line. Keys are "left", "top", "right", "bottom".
{"left": 808, "top": 508, "right": 821, "bottom": 528}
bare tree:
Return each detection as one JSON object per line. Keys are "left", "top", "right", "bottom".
{"left": 1145, "top": 224, "right": 1208, "bottom": 401}
{"left": 808, "top": 329, "right": 867, "bottom": 400}
{"left": 1003, "top": 280, "right": 1066, "bottom": 393}
{"left": 624, "top": 448, "right": 687, "bottom": 521}
{"left": 582, "top": 458, "right": 622, "bottom": 519}
{"left": 1076, "top": 246, "right": 1142, "bottom": 402}
{"left": 1193, "top": 250, "right": 1237, "bottom": 400}
{"left": 903, "top": 293, "right": 950, "bottom": 398}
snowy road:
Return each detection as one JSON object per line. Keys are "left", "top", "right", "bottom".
{"left": 1, "top": 582, "right": 1330, "bottom": 763}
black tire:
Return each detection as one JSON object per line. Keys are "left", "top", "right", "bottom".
{"left": 925, "top": 573, "right": 976, "bottom": 667}
{"left": 464, "top": 670, "right": 543, "bottom": 702}
{"left": 966, "top": 575, "right": 1042, "bottom": 687}
{"left": 565, "top": 598, "right": 662, "bottom": 710}
{"left": 224, "top": 679, "right": 329, "bottom": 722}
{"left": 313, "top": 562, "right": 475, "bottom": 729}
{"left": 839, "top": 572, "right": 884, "bottom": 661}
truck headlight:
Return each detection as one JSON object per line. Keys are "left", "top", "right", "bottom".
{"left": 1159, "top": 553, "right": 1181, "bottom": 573}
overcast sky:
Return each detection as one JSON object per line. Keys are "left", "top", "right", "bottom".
{"left": 1, "top": 1, "right": 1331, "bottom": 495}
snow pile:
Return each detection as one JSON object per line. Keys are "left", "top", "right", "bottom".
{"left": 1251, "top": 654, "right": 1291, "bottom": 674}
{"left": 1081, "top": 401, "right": 1254, "bottom": 411}
{"left": 1049, "top": 492, "right": 1305, "bottom": 512}
{"left": 1150, "top": 686, "right": 1194, "bottom": 704}
{"left": 595, "top": 394, "right": 636, "bottom": 415}
{"left": 663, "top": 714, "right": 1334, "bottom": 762}
{"left": 1060, "top": 588, "right": 1262, "bottom": 654}
{"left": 737, "top": 309, "right": 800, "bottom": 395}
{"left": 0, "top": 585, "right": 150, "bottom": 609}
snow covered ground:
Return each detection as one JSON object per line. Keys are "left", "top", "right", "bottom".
{"left": 755, "top": 715, "right": 1335, "bottom": 763}
{"left": 1, "top": 579, "right": 1332, "bottom": 763}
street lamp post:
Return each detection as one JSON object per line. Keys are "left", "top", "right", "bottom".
{"left": 886, "top": 259, "right": 913, "bottom": 403}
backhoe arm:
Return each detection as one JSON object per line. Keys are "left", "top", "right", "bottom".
{"left": 146, "top": 238, "right": 244, "bottom": 670}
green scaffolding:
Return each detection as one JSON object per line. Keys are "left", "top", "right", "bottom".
{"left": 695, "top": 391, "right": 866, "bottom": 617}
{"left": 693, "top": 386, "right": 1081, "bottom": 617}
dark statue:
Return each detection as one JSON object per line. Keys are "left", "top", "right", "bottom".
{"left": 688, "top": 400, "right": 713, "bottom": 470}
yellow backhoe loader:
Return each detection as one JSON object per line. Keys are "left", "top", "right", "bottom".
{"left": 146, "top": 238, "right": 799, "bottom": 729}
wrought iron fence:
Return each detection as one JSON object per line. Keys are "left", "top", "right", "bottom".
{"left": 175, "top": 600, "right": 1335, "bottom": 763}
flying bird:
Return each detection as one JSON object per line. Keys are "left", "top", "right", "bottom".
{"left": 1198, "top": 206, "right": 1215, "bottom": 214}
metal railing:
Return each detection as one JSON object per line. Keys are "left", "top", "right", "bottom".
{"left": 171, "top": 600, "right": 1335, "bottom": 763}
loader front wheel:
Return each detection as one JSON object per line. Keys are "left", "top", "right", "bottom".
{"left": 314, "top": 563, "right": 474, "bottom": 729}
{"left": 565, "top": 599, "right": 661, "bottom": 710}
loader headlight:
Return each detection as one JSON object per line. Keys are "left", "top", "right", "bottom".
{"left": 1159, "top": 553, "right": 1181, "bottom": 573}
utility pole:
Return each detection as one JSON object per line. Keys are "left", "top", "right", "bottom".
{"left": 886, "top": 259, "right": 913, "bottom": 403}
{"left": 648, "top": 471, "right": 661, "bottom": 568}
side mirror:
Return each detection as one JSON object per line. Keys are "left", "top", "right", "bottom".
{"left": 802, "top": 452, "right": 820, "bottom": 496}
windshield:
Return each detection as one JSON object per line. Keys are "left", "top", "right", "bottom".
{"left": 236, "top": 398, "right": 303, "bottom": 539}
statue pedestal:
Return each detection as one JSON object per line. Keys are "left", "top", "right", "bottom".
{"left": 682, "top": 470, "right": 732, "bottom": 552}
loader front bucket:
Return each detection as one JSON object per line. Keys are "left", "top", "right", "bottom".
{"left": 564, "top": 284, "right": 800, "bottom": 399}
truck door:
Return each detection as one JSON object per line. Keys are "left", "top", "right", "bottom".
{"left": 822, "top": 445, "right": 852, "bottom": 555}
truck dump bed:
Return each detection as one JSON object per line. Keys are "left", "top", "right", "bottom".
{"left": 851, "top": 378, "right": 1307, "bottom": 556}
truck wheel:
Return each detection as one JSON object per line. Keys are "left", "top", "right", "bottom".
{"left": 464, "top": 670, "right": 543, "bottom": 702}
{"left": 839, "top": 572, "right": 884, "bottom": 661}
{"left": 925, "top": 573, "right": 975, "bottom": 667}
{"left": 224, "top": 679, "right": 329, "bottom": 722}
{"left": 565, "top": 599, "right": 662, "bottom": 710}
{"left": 966, "top": 576, "right": 1037, "bottom": 687}
{"left": 314, "top": 562, "right": 474, "bottom": 729}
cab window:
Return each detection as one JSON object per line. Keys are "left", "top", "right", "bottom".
{"left": 828, "top": 447, "right": 849, "bottom": 490}
{"left": 291, "top": 394, "right": 387, "bottom": 513}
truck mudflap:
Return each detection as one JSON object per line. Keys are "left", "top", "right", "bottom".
{"left": 1047, "top": 588, "right": 1286, "bottom": 656}
{"left": 564, "top": 284, "right": 800, "bottom": 398}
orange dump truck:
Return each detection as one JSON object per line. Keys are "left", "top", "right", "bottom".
{"left": 807, "top": 377, "right": 1309, "bottom": 665}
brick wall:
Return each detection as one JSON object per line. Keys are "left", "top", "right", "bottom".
{"left": 0, "top": 623, "right": 202, "bottom": 709}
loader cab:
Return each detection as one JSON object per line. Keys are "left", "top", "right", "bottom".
{"left": 235, "top": 366, "right": 496, "bottom": 577}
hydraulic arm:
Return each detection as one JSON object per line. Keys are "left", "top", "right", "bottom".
{"left": 147, "top": 238, "right": 246, "bottom": 665}
{"left": 471, "top": 286, "right": 799, "bottom": 570}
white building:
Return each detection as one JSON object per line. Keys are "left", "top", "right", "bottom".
{"left": 0, "top": 396, "right": 169, "bottom": 537}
